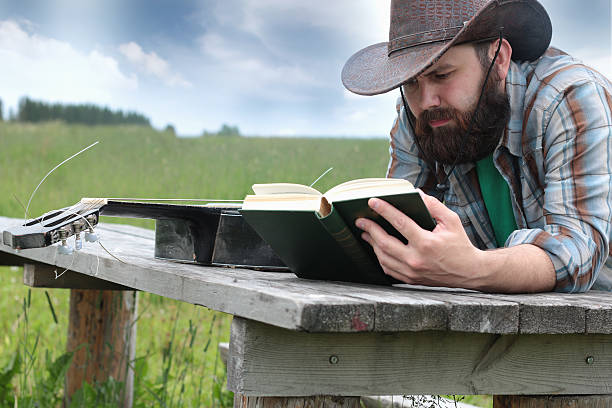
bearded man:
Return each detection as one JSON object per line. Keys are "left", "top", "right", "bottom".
{"left": 342, "top": 0, "right": 612, "bottom": 293}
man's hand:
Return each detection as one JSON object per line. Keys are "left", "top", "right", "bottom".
{"left": 355, "top": 191, "right": 556, "bottom": 292}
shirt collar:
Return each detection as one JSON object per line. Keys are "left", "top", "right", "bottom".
{"left": 500, "top": 60, "right": 528, "bottom": 157}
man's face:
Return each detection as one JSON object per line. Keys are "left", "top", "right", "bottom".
{"left": 403, "top": 43, "right": 510, "bottom": 165}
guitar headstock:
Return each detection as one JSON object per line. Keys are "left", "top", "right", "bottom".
{"left": 3, "top": 199, "right": 104, "bottom": 252}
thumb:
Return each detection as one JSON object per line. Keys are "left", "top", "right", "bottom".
{"left": 418, "top": 190, "right": 458, "bottom": 225}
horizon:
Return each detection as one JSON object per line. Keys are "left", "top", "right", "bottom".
{"left": 1, "top": 0, "right": 610, "bottom": 138}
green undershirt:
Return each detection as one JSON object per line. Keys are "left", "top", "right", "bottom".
{"left": 475, "top": 155, "right": 518, "bottom": 247}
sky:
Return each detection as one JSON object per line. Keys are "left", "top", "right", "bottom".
{"left": 0, "top": 0, "right": 610, "bottom": 137}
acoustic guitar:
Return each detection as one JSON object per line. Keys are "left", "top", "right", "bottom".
{"left": 2, "top": 199, "right": 287, "bottom": 271}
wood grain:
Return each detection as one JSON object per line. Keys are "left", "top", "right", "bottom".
{"left": 2, "top": 216, "right": 612, "bottom": 335}
{"left": 23, "top": 263, "right": 131, "bottom": 290}
{"left": 494, "top": 394, "right": 612, "bottom": 407}
{"left": 233, "top": 395, "right": 361, "bottom": 408}
{"left": 228, "top": 317, "right": 612, "bottom": 397}
{"left": 64, "top": 289, "right": 137, "bottom": 408}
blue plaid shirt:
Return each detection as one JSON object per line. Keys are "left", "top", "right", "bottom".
{"left": 388, "top": 48, "right": 612, "bottom": 293}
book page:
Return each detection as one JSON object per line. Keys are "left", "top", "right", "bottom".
{"left": 252, "top": 183, "right": 322, "bottom": 196}
{"left": 324, "top": 178, "right": 415, "bottom": 203}
{"left": 241, "top": 194, "right": 321, "bottom": 211}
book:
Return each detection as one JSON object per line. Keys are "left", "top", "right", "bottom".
{"left": 239, "top": 178, "right": 436, "bottom": 285}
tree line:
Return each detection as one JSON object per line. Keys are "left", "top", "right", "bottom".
{"left": 0, "top": 97, "right": 242, "bottom": 137}
{"left": 0, "top": 97, "right": 150, "bottom": 126}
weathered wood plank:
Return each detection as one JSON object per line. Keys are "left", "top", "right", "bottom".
{"left": 64, "top": 289, "right": 137, "bottom": 408}
{"left": 1, "top": 218, "right": 377, "bottom": 332}
{"left": 2, "top": 216, "right": 612, "bottom": 334}
{"left": 228, "top": 317, "right": 612, "bottom": 397}
{"left": 233, "top": 395, "right": 361, "bottom": 408}
{"left": 493, "top": 395, "right": 612, "bottom": 407}
{"left": 278, "top": 279, "right": 519, "bottom": 333}
{"left": 399, "top": 289, "right": 518, "bottom": 333}
{"left": 0, "top": 250, "right": 28, "bottom": 266}
{"left": 23, "top": 263, "right": 132, "bottom": 290}
{"left": 558, "top": 291, "right": 612, "bottom": 334}
{"left": 459, "top": 293, "right": 588, "bottom": 334}
{"left": 267, "top": 279, "right": 449, "bottom": 332}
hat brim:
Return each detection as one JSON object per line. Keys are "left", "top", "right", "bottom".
{"left": 342, "top": 40, "right": 452, "bottom": 96}
{"left": 342, "top": 0, "right": 552, "bottom": 96}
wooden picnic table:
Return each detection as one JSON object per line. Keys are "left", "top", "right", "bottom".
{"left": 1, "top": 215, "right": 611, "bottom": 408}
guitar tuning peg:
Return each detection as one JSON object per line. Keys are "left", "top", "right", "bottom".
{"left": 85, "top": 231, "right": 99, "bottom": 243}
{"left": 58, "top": 227, "right": 74, "bottom": 255}
{"left": 75, "top": 232, "right": 82, "bottom": 251}
{"left": 58, "top": 243, "right": 74, "bottom": 255}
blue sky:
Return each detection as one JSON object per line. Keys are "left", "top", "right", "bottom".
{"left": 0, "top": 0, "right": 610, "bottom": 137}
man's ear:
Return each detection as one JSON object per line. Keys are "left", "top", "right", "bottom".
{"left": 490, "top": 38, "right": 512, "bottom": 82}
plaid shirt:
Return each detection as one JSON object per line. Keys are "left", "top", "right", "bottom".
{"left": 387, "top": 48, "right": 612, "bottom": 293}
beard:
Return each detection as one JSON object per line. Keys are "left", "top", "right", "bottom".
{"left": 411, "top": 78, "right": 511, "bottom": 165}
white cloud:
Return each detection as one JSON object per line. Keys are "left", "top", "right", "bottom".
{"left": 119, "top": 41, "right": 192, "bottom": 88}
{"left": 238, "top": 0, "right": 389, "bottom": 48}
{"left": 0, "top": 20, "right": 137, "bottom": 112}
{"left": 198, "top": 31, "right": 323, "bottom": 101}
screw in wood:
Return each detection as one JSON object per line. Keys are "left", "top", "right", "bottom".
{"left": 586, "top": 356, "right": 595, "bottom": 364}
{"left": 329, "top": 355, "right": 339, "bottom": 365}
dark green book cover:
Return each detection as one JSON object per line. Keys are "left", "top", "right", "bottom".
{"left": 240, "top": 191, "right": 435, "bottom": 285}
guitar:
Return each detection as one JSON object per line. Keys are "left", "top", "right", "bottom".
{"left": 2, "top": 199, "right": 287, "bottom": 271}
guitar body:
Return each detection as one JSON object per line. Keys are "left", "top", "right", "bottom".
{"left": 3, "top": 200, "right": 287, "bottom": 271}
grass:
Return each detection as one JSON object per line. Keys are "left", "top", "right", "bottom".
{"left": 0, "top": 121, "right": 492, "bottom": 407}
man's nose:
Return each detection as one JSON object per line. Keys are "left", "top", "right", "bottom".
{"left": 419, "top": 83, "right": 441, "bottom": 111}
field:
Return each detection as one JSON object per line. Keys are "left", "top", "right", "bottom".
{"left": 0, "top": 121, "right": 492, "bottom": 407}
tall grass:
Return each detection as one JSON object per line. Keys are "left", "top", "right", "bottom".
{"left": 0, "top": 121, "right": 390, "bottom": 223}
{"left": 0, "top": 121, "right": 390, "bottom": 406}
{"left": 0, "top": 121, "right": 492, "bottom": 407}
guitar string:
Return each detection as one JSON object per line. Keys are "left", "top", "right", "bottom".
{"left": 24, "top": 141, "right": 100, "bottom": 222}
{"left": 20, "top": 143, "right": 337, "bottom": 279}
{"left": 309, "top": 167, "right": 334, "bottom": 188}
{"left": 54, "top": 207, "right": 126, "bottom": 262}
{"left": 46, "top": 207, "right": 119, "bottom": 279}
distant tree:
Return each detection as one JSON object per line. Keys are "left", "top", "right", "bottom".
{"left": 0, "top": 98, "right": 3, "bottom": 121}
{"left": 164, "top": 124, "right": 176, "bottom": 136}
{"left": 15, "top": 97, "right": 151, "bottom": 126}
{"left": 217, "top": 124, "right": 241, "bottom": 137}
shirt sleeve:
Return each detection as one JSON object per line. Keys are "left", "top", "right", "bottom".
{"left": 387, "top": 96, "right": 438, "bottom": 195}
{"left": 506, "top": 81, "right": 612, "bottom": 292}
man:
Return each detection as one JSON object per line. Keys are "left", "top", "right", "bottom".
{"left": 342, "top": 0, "right": 612, "bottom": 293}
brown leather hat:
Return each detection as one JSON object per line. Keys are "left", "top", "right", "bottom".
{"left": 342, "top": 0, "right": 552, "bottom": 95}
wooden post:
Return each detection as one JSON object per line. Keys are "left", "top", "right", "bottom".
{"left": 64, "top": 289, "right": 138, "bottom": 408}
{"left": 494, "top": 395, "right": 612, "bottom": 407}
{"left": 233, "top": 394, "right": 361, "bottom": 408}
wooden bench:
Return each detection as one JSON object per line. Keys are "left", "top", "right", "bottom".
{"left": 1, "top": 215, "right": 611, "bottom": 408}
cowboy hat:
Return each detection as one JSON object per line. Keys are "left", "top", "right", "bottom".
{"left": 342, "top": 0, "right": 552, "bottom": 96}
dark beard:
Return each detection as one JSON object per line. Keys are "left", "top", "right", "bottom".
{"left": 411, "top": 81, "right": 511, "bottom": 165}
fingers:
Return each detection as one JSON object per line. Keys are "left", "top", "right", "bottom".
{"left": 357, "top": 217, "right": 406, "bottom": 256}
{"left": 360, "top": 230, "right": 417, "bottom": 284}
{"left": 367, "top": 197, "right": 422, "bottom": 242}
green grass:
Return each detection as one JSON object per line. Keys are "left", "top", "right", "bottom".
{"left": 0, "top": 121, "right": 492, "bottom": 407}
{"left": 0, "top": 121, "right": 389, "bottom": 223}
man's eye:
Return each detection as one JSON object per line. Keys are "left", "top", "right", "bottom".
{"left": 435, "top": 72, "right": 451, "bottom": 80}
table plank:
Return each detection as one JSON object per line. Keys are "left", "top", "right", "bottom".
{"left": 228, "top": 317, "right": 612, "bottom": 396}
{"left": 2, "top": 216, "right": 612, "bottom": 334}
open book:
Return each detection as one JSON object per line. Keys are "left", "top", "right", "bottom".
{"left": 240, "top": 178, "right": 435, "bottom": 285}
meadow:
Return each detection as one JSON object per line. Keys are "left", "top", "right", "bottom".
{"left": 0, "top": 121, "right": 492, "bottom": 407}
